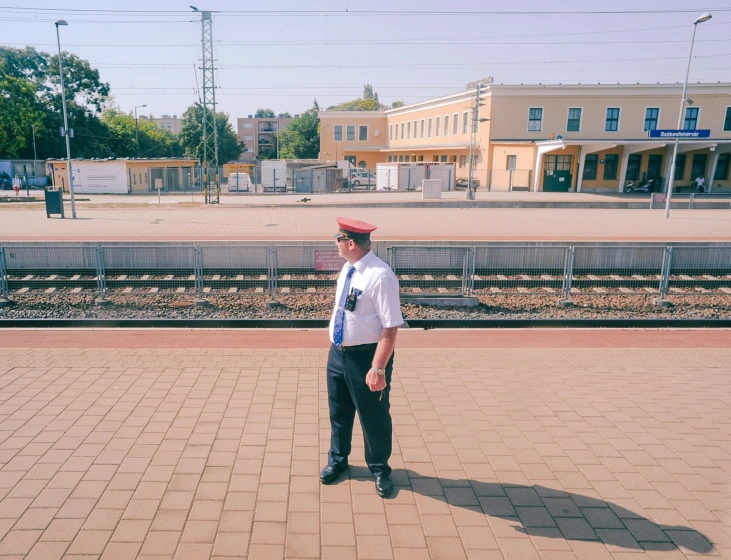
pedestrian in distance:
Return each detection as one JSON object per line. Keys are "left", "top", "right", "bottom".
{"left": 321, "top": 216, "right": 404, "bottom": 498}
{"left": 693, "top": 175, "right": 706, "bottom": 193}
{"left": 12, "top": 175, "right": 21, "bottom": 197}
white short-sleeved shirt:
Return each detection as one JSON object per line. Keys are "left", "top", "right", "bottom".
{"left": 328, "top": 250, "right": 404, "bottom": 346}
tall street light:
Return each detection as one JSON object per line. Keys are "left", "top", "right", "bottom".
{"left": 665, "top": 12, "right": 712, "bottom": 218}
{"left": 55, "top": 19, "right": 77, "bottom": 219}
{"left": 134, "top": 104, "right": 147, "bottom": 157}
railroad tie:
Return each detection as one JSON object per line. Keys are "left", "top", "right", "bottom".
{"left": 149, "top": 287, "right": 158, "bottom": 293}
{"left": 695, "top": 287, "right": 710, "bottom": 293}
{"left": 517, "top": 287, "right": 529, "bottom": 293}
{"left": 281, "top": 287, "right": 291, "bottom": 293}
{"left": 307, "top": 275, "right": 316, "bottom": 280}
{"left": 541, "top": 274, "right": 553, "bottom": 280}
{"left": 176, "top": 287, "right": 185, "bottom": 293}
{"left": 490, "top": 287, "right": 502, "bottom": 293}
{"left": 610, "top": 275, "right": 623, "bottom": 281}
{"left": 203, "top": 287, "right": 211, "bottom": 293}
{"left": 570, "top": 287, "right": 580, "bottom": 293}
{"left": 679, "top": 274, "right": 693, "bottom": 280}
{"left": 413, "top": 287, "right": 422, "bottom": 293}
{"left": 643, "top": 287, "right": 657, "bottom": 293}
{"left": 188, "top": 275, "right": 195, "bottom": 280}
{"left": 45, "top": 287, "right": 56, "bottom": 293}
{"left": 720, "top": 287, "right": 731, "bottom": 294}
{"left": 542, "top": 287, "right": 555, "bottom": 293}
{"left": 632, "top": 274, "right": 646, "bottom": 280}
{"left": 447, "top": 274, "right": 458, "bottom": 280}
{"left": 473, "top": 275, "right": 482, "bottom": 280}
{"left": 520, "top": 275, "right": 531, "bottom": 280}
{"left": 165, "top": 275, "right": 173, "bottom": 280}
{"left": 259, "top": 275, "right": 267, "bottom": 280}
{"left": 592, "top": 287, "right": 608, "bottom": 293}
{"left": 211, "top": 275, "right": 220, "bottom": 280}
{"left": 497, "top": 274, "right": 507, "bottom": 280}
{"left": 17, "top": 287, "right": 29, "bottom": 294}
{"left": 255, "top": 287, "right": 264, "bottom": 293}
{"left": 437, "top": 287, "right": 448, "bottom": 293}
{"left": 228, "top": 287, "right": 237, "bottom": 293}
{"left": 670, "top": 288, "right": 684, "bottom": 293}
{"left": 588, "top": 274, "right": 600, "bottom": 280}
{"left": 22, "top": 275, "right": 33, "bottom": 280}
{"left": 424, "top": 275, "right": 434, "bottom": 280}
{"left": 283, "top": 274, "right": 291, "bottom": 280}
{"left": 307, "top": 287, "right": 316, "bottom": 293}
{"left": 236, "top": 275, "right": 244, "bottom": 280}
{"left": 118, "top": 274, "right": 127, "bottom": 280}
{"left": 47, "top": 274, "right": 57, "bottom": 280}
{"left": 703, "top": 275, "right": 717, "bottom": 280}
{"left": 618, "top": 287, "right": 633, "bottom": 293}
{"left": 70, "top": 275, "right": 80, "bottom": 281}
{"left": 141, "top": 274, "right": 150, "bottom": 280}
{"left": 71, "top": 287, "right": 82, "bottom": 293}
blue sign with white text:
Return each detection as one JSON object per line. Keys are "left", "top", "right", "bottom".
{"left": 649, "top": 129, "right": 711, "bottom": 138}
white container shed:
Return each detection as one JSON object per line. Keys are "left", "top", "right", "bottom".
{"left": 376, "top": 163, "right": 426, "bottom": 191}
{"left": 376, "top": 162, "right": 455, "bottom": 191}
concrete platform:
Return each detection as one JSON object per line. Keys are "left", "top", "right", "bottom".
{"left": 1, "top": 204, "right": 730, "bottom": 242}
{"left": 0, "top": 329, "right": 729, "bottom": 559}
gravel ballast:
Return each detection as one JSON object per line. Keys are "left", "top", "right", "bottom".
{"left": 1, "top": 293, "right": 730, "bottom": 320}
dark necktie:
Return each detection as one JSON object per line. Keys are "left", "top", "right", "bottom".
{"left": 333, "top": 265, "right": 356, "bottom": 347}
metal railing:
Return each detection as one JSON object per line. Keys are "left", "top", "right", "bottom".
{"left": 1, "top": 243, "right": 729, "bottom": 303}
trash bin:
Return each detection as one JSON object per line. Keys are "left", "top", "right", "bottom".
{"left": 44, "top": 187, "right": 65, "bottom": 218}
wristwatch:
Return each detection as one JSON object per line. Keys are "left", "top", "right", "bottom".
{"left": 371, "top": 367, "right": 386, "bottom": 376}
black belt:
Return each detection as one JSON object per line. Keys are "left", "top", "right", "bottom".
{"left": 337, "top": 343, "right": 378, "bottom": 352}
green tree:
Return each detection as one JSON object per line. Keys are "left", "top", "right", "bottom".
{"left": 257, "top": 144, "right": 278, "bottom": 160}
{"left": 0, "top": 75, "right": 46, "bottom": 158}
{"left": 255, "top": 108, "right": 275, "bottom": 118}
{"left": 179, "top": 103, "right": 244, "bottom": 163}
{"left": 102, "top": 109, "right": 181, "bottom": 158}
{"left": 279, "top": 112, "right": 292, "bottom": 118}
{"left": 277, "top": 104, "right": 320, "bottom": 160}
{"left": 326, "top": 85, "right": 386, "bottom": 111}
{"left": 391, "top": 101, "right": 406, "bottom": 109}
{"left": 363, "top": 84, "right": 379, "bottom": 102}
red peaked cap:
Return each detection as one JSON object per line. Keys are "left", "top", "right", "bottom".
{"left": 335, "top": 216, "right": 378, "bottom": 241}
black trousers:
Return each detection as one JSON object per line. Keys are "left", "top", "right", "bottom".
{"left": 326, "top": 343, "right": 394, "bottom": 478}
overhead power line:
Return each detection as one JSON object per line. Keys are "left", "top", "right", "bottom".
{"left": 2, "top": 5, "right": 731, "bottom": 15}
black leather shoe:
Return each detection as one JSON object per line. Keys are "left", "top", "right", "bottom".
{"left": 375, "top": 476, "right": 393, "bottom": 498}
{"left": 320, "top": 464, "right": 347, "bottom": 485}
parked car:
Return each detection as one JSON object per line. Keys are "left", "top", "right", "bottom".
{"left": 349, "top": 170, "right": 376, "bottom": 188}
{"left": 226, "top": 172, "right": 252, "bottom": 192}
{"left": 0, "top": 172, "right": 12, "bottom": 190}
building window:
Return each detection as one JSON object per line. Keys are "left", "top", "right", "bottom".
{"left": 359, "top": 125, "right": 368, "bottom": 141}
{"left": 389, "top": 124, "right": 393, "bottom": 140}
{"left": 567, "top": 108, "right": 581, "bottom": 131}
{"left": 627, "top": 154, "right": 642, "bottom": 180}
{"left": 407, "top": 122, "right": 411, "bottom": 139}
{"left": 507, "top": 155, "right": 517, "bottom": 170}
{"left": 684, "top": 107, "right": 699, "bottom": 130}
{"left": 387, "top": 155, "right": 393, "bottom": 162}
{"left": 435, "top": 116, "right": 441, "bottom": 136}
{"left": 644, "top": 108, "right": 659, "bottom": 131}
{"left": 133, "top": 174, "right": 136, "bottom": 185}
{"left": 440, "top": 155, "right": 448, "bottom": 162}
{"left": 418, "top": 155, "right": 424, "bottom": 161}
{"left": 420, "top": 119, "right": 425, "bottom": 138}
{"left": 334, "top": 125, "right": 343, "bottom": 141}
{"left": 603, "top": 154, "right": 619, "bottom": 180}
{"left": 404, "top": 155, "right": 410, "bottom": 162}
{"left": 433, "top": 155, "right": 439, "bottom": 162}
{"left": 346, "top": 125, "right": 355, "bottom": 141}
{"left": 724, "top": 108, "right": 731, "bottom": 131}
{"left": 582, "top": 154, "right": 598, "bottom": 180}
{"left": 413, "top": 120, "right": 417, "bottom": 139}
{"left": 527, "top": 107, "right": 543, "bottom": 132}
{"left": 453, "top": 113, "right": 458, "bottom": 135}
{"left": 400, "top": 123, "right": 405, "bottom": 139}
{"left": 675, "top": 154, "right": 686, "bottom": 180}
{"left": 605, "top": 108, "right": 620, "bottom": 132}
{"left": 459, "top": 155, "right": 467, "bottom": 168}
{"left": 427, "top": 118, "right": 432, "bottom": 137}
{"left": 462, "top": 112, "right": 469, "bottom": 134}
{"left": 715, "top": 154, "right": 730, "bottom": 180}
{"left": 145, "top": 173, "right": 148, "bottom": 183}
{"left": 444, "top": 115, "right": 449, "bottom": 136}
{"left": 398, "top": 155, "right": 404, "bottom": 162}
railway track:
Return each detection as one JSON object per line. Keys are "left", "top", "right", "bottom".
{"left": 4, "top": 270, "right": 731, "bottom": 296}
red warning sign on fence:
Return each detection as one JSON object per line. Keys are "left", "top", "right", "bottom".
{"left": 315, "top": 250, "right": 345, "bottom": 271}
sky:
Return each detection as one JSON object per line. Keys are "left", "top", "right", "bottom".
{"left": 2, "top": 1, "right": 730, "bottom": 126}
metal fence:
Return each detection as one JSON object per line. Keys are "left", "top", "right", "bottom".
{"left": 1, "top": 243, "right": 730, "bottom": 302}
{"left": 488, "top": 169, "right": 532, "bottom": 192}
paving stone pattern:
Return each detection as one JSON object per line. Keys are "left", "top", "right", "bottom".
{"left": 0, "top": 348, "right": 729, "bottom": 559}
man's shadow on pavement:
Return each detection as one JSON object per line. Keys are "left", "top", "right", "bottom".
{"left": 345, "top": 466, "right": 714, "bottom": 554}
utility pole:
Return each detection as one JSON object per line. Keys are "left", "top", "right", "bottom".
{"left": 465, "top": 77, "right": 492, "bottom": 201}
{"left": 191, "top": 7, "right": 219, "bottom": 180}
{"left": 55, "top": 19, "right": 77, "bottom": 219}
{"left": 31, "top": 124, "right": 38, "bottom": 161}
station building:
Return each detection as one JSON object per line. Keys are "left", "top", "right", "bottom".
{"left": 319, "top": 82, "right": 731, "bottom": 192}
{"left": 47, "top": 158, "right": 199, "bottom": 194}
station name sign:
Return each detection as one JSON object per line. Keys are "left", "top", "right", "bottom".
{"left": 648, "top": 129, "right": 711, "bottom": 138}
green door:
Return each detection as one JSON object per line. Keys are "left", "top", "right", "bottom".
{"left": 543, "top": 155, "right": 573, "bottom": 192}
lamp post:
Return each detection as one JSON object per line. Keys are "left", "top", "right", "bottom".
{"left": 134, "top": 104, "right": 147, "bottom": 158}
{"left": 55, "top": 19, "right": 77, "bottom": 219}
{"left": 665, "top": 12, "right": 712, "bottom": 218}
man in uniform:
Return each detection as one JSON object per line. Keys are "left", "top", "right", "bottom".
{"left": 320, "top": 217, "right": 403, "bottom": 498}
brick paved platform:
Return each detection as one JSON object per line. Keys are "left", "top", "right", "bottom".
{"left": 0, "top": 329, "right": 729, "bottom": 559}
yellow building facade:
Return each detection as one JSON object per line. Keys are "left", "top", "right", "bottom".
{"left": 319, "top": 83, "right": 731, "bottom": 192}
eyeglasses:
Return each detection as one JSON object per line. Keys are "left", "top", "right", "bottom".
{"left": 336, "top": 237, "right": 349, "bottom": 243}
